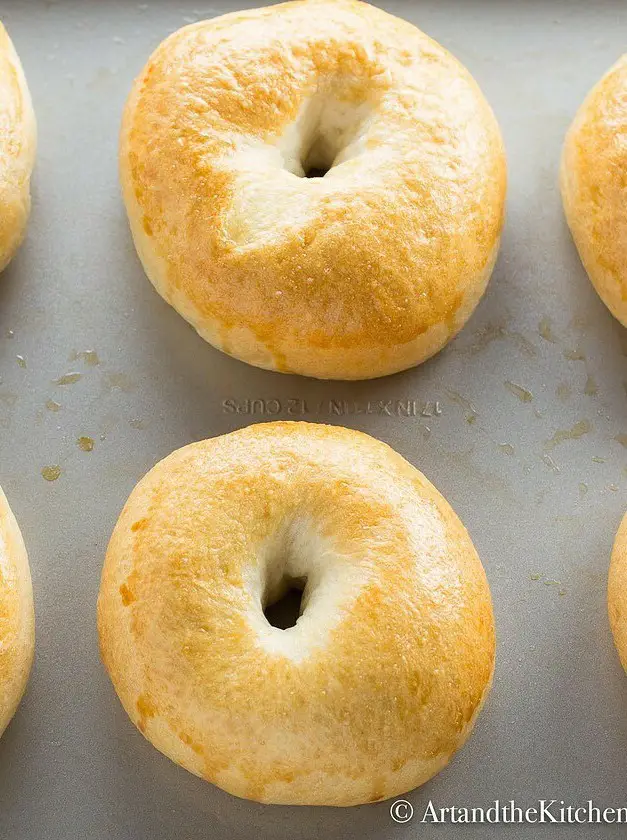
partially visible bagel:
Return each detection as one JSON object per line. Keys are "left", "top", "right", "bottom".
{"left": 561, "top": 55, "right": 627, "bottom": 326}
{"left": 0, "top": 23, "right": 36, "bottom": 272}
{"left": 120, "top": 0, "right": 506, "bottom": 379}
{"left": 609, "top": 512, "right": 627, "bottom": 670}
{"left": 0, "top": 485, "right": 34, "bottom": 737}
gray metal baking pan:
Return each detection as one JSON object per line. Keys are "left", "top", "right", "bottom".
{"left": 0, "top": 0, "right": 626, "bottom": 837}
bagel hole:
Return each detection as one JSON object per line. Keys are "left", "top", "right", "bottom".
{"left": 301, "top": 136, "right": 336, "bottom": 179}
{"left": 279, "top": 93, "right": 372, "bottom": 181}
{"left": 303, "top": 165, "right": 330, "bottom": 179}
{"left": 264, "top": 583, "right": 305, "bottom": 630}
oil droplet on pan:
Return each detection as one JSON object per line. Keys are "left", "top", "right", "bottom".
{"left": 504, "top": 381, "right": 533, "bottom": 403}
{"left": 509, "top": 331, "right": 537, "bottom": 358}
{"left": 54, "top": 372, "right": 82, "bottom": 386}
{"left": 538, "top": 317, "right": 556, "bottom": 343}
{"left": 444, "top": 388, "right": 477, "bottom": 423}
{"left": 41, "top": 465, "right": 61, "bottom": 481}
{"left": 542, "top": 454, "right": 560, "bottom": 473}
{"left": 545, "top": 419, "right": 592, "bottom": 451}
{"left": 77, "top": 436, "right": 94, "bottom": 452}
{"left": 16, "top": 355, "right": 26, "bottom": 368}
{"left": 584, "top": 375, "right": 598, "bottom": 396}
{"left": 70, "top": 349, "right": 100, "bottom": 366}
{"left": 464, "top": 323, "right": 505, "bottom": 355}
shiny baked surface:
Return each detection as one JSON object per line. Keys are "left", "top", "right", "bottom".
{"left": 609, "top": 512, "right": 627, "bottom": 670}
{"left": 0, "top": 485, "right": 34, "bottom": 738}
{"left": 120, "top": 0, "right": 506, "bottom": 379}
{"left": 0, "top": 23, "right": 35, "bottom": 272}
{"left": 562, "top": 54, "right": 627, "bottom": 327}
{"left": 98, "top": 421, "right": 495, "bottom": 806}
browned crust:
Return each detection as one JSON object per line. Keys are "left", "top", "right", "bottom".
{"left": 0, "top": 485, "right": 34, "bottom": 737}
{"left": 98, "top": 421, "right": 495, "bottom": 806}
{"left": 609, "top": 512, "right": 627, "bottom": 670}
{"left": 561, "top": 54, "right": 627, "bottom": 327}
{"left": 0, "top": 23, "right": 36, "bottom": 272}
{"left": 120, "top": 0, "right": 506, "bottom": 379}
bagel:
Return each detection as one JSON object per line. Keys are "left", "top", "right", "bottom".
{"left": 0, "top": 485, "right": 34, "bottom": 737}
{"left": 120, "top": 0, "right": 506, "bottom": 380}
{"left": 609, "top": 512, "right": 627, "bottom": 670}
{"left": 561, "top": 55, "right": 627, "bottom": 327}
{"left": 0, "top": 23, "right": 36, "bottom": 272}
{"left": 98, "top": 421, "right": 495, "bottom": 806}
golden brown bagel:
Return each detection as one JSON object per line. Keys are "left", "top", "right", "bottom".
{"left": 120, "top": 0, "right": 506, "bottom": 379}
{"left": 0, "top": 23, "right": 36, "bottom": 272}
{"left": 561, "top": 55, "right": 627, "bottom": 326}
{"left": 98, "top": 422, "right": 495, "bottom": 806}
{"left": 0, "top": 485, "right": 34, "bottom": 737}
{"left": 609, "top": 512, "right": 627, "bottom": 670}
